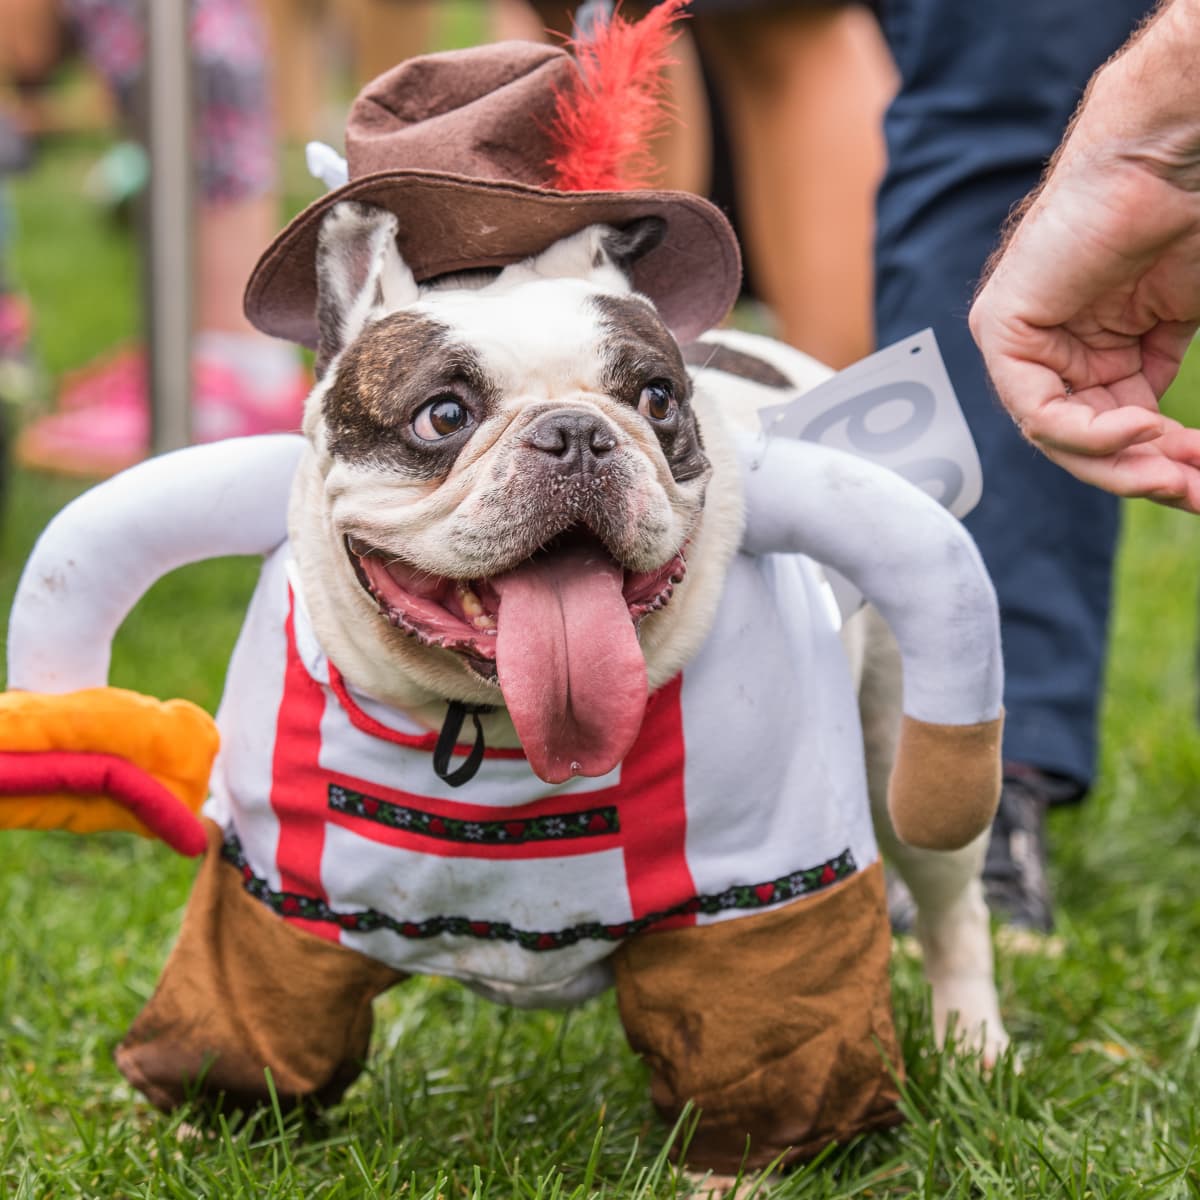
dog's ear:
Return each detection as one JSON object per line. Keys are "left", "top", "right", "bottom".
{"left": 600, "top": 216, "right": 667, "bottom": 275}
{"left": 315, "top": 202, "right": 418, "bottom": 376}
{"left": 495, "top": 217, "right": 668, "bottom": 294}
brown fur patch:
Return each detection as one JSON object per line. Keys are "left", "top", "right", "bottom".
{"left": 592, "top": 295, "right": 709, "bottom": 485}
{"left": 323, "top": 311, "right": 497, "bottom": 476}
{"left": 682, "top": 340, "right": 794, "bottom": 389}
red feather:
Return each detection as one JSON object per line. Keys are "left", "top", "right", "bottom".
{"left": 548, "top": 0, "right": 690, "bottom": 192}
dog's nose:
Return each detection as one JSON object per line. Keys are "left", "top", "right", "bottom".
{"left": 525, "top": 411, "right": 618, "bottom": 475}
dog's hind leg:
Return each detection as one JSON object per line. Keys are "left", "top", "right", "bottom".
{"left": 850, "top": 605, "right": 1009, "bottom": 1064}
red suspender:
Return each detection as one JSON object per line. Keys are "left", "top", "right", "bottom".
{"left": 269, "top": 596, "right": 340, "bottom": 942}
{"left": 613, "top": 674, "right": 697, "bottom": 929}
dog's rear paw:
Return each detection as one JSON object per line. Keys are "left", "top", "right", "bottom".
{"left": 931, "top": 977, "right": 1011, "bottom": 1068}
{"left": 683, "top": 1169, "right": 770, "bottom": 1199}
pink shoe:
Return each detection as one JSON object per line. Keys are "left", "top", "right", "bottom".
{"left": 16, "top": 348, "right": 309, "bottom": 479}
{"left": 54, "top": 346, "right": 143, "bottom": 412}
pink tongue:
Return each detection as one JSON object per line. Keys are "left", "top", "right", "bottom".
{"left": 493, "top": 543, "right": 648, "bottom": 784}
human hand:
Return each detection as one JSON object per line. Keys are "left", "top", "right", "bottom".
{"left": 969, "top": 2, "right": 1200, "bottom": 510}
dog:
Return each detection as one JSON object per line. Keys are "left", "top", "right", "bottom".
{"left": 293, "top": 202, "right": 1006, "bottom": 1063}
{"left": 3, "top": 199, "right": 1006, "bottom": 1174}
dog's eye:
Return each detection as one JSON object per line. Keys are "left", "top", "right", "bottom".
{"left": 413, "top": 396, "right": 470, "bottom": 440}
{"left": 638, "top": 380, "right": 676, "bottom": 421}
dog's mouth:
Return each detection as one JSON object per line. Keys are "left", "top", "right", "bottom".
{"left": 345, "top": 529, "right": 686, "bottom": 783}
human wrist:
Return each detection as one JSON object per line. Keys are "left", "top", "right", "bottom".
{"left": 1069, "top": 0, "right": 1200, "bottom": 186}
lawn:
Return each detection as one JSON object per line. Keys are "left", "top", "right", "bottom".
{"left": 2, "top": 134, "right": 1200, "bottom": 1197}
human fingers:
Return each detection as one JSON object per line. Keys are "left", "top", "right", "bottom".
{"left": 1041, "top": 440, "right": 1200, "bottom": 511}
{"left": 1026, "top": 391, "right": 1165, "bottom": 457}
{"left": 982, "top": 350, "right": 1164, "bottom": 456}
{"left": 1152, "top": 420, "right": 1200, "bottom": 471}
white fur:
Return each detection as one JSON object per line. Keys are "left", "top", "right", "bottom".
{"left": 493, "top": 225, "right": 639, "bottom": 295}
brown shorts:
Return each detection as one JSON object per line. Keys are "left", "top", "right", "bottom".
{"left": 117, "top": 821, "right": 901, "bottom": 1168}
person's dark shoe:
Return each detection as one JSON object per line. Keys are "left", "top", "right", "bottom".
{"left": 983, "top": 764, "right": 1071, "bottom": 934}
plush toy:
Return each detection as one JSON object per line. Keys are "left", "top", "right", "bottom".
{"left": 0, "top": 8, "right": 1004, "bottom": 1174}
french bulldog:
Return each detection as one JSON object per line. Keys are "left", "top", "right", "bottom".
{"left": 286, "top": 199, "right": 1006, "bottom": 1057}
{"left": 4, "top": 198, "right": 1006, "bottom": 1174}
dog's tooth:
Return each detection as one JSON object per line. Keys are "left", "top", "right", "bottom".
{"left": 457, "top": 583, "right": 486, "bottom": 618}
{"left": 472, "top": 613, "right": 497, "bottom": 631}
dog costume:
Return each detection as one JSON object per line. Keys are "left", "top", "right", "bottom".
{"left": 0, "top": 16, "right": 1004, "bottom": 1173}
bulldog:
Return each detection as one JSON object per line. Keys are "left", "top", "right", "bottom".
{"left": 0, "top": 7, "right": 1025, "bottom": 1172}
{"left": 2, "top": 201, "right": 1012, "bottom": 1176}
{"left": 2, "top": 188, "right": 1009, "bottom": 1172}
{"left": 119, "top": 193, "right": 993, "bottom": 1150}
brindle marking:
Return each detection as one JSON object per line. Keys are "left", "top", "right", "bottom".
{"left": 591, "top": 294, "right": 709, "bottom": 485}
{"left": 681, "top": 340, "right": 795, "bottom": 389}
{"left": 324, "top": 311, "right": 498, "bottom": 476}
{"left": 600, "top": 217, "right": 667, "bottom": 274}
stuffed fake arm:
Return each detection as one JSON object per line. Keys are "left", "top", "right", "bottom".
{"left": 2, "top": 434, "right": 305, "bottom": 854}
{"left": 8, "top": 434, "right": 305, "bottom": 692}
{"left": 738, "top": 432, "right": 1004, "bottom": 851}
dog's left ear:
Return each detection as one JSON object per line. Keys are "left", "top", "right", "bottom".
{"left": 600, "top": 216, "right": 667, "bottom": 275}
{"left": 315, "top": 201, "right": 419, "bottom": 377}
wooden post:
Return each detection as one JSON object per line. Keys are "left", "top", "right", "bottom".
{"left": 145, "top": 0, "right": 193, "bottom": 454}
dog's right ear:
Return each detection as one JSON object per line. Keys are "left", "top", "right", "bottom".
{"left": 315, "top": 202, "right": 418, "bottom": 376}
{"left": 601, "top": 216, "right": 667, "bottom": 276}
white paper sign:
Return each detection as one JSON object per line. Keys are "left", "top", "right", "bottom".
{"left": 755, "top": 328, "right": 981, "bottom": 519}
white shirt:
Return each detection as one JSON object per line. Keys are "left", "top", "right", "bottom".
{"left": 206, "top": 545, "right": 877, "bottom": 1007}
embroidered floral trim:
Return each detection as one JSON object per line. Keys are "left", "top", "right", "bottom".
{"left": 327, "top": 783, "right": 620, "bottom": 844}
{"left": 221, "top": 834, "right": 857, "bottom": 952}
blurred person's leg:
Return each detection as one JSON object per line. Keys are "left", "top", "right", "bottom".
{"left": 874, "top": 0, "right": 1157, "bottom": 930}
{"left": 188, "top": 0, "right": 301, "bottom": 409}
{"left": 0, "top": 106, "right": 39, "bottom": 435}
{"left": 260, "top": 0, "right": 323, "bottom": 142}
{"left": 17, "top": 0, "right": 307, "bottom": 477}
{"left": 0, "top": 182, "right": 36, "bottom": 396}
{"left": 490, "top": 0, "right": 546, "bottom": 42}
{"left": 698, "top": 3, "right": 893, "bottom": 368}
{"left": 0, "top": 0, "right": 65, "bottom": 84}
{"left": 344, "top": 0, "right": 435, "bottom": 85}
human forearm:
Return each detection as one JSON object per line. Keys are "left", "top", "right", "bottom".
{"left": 1064, "top": 0, "right": 1200, "bottom": 184}
{"left": 967, "top": 0, "right": 1200, "bottom": 509}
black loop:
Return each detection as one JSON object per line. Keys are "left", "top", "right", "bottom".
{"left": 432, "top": 701, "right": 492, "bottom": 787}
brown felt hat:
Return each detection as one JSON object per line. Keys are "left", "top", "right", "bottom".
{"left": 244, "top": 41, "right": 742, "bottom": 348}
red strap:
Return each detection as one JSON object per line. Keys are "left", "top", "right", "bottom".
{"left": 0, "top": 751, "right": 207, "bottom": 857}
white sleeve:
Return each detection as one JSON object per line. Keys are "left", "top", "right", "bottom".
{"left": 7, "top": 435, "right": 305, "bottom": 693}
{"left": 737, "top": 432, "right": 1002, "bottom": 726}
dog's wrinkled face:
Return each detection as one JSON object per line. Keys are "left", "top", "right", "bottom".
{"left": 303, "top": 202, "right": 713, "bottom": 783}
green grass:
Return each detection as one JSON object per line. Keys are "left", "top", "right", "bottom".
{"left": 3, "top": 139, "right": 1200, "bottom": 1198}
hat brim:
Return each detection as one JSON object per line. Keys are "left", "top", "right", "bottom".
{"left": 244, "top": 170, "right": 742, "bottom": 348}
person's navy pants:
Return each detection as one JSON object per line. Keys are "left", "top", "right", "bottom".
{"left": 874, "top": 0, "right": 1157, "bottom": 789}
